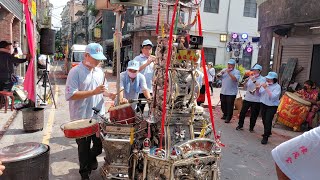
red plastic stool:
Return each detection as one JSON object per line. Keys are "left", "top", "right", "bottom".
{"left": 0, "top": 91, "right": 15, "bottom": 113}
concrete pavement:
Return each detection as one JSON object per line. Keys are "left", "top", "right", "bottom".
{"left": 0, "top": 62, "right": 303, "bottom": 180}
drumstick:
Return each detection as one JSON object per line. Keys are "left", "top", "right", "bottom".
{"left": 102, "top": 71, "right": 107, "bottom": 85}
{"left": 116, "top": 89, "right": 124, "bottom": 96}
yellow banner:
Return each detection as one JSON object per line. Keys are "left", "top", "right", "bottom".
{"left": 31, "top": 0, "right": 36, "bottom": 16}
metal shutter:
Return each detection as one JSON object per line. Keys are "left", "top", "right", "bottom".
{"left": 281, "top": 45, "right": 312, "bottom": 85}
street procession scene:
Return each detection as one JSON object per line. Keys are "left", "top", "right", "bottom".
{"left": 1, "top": 0, "right": 320, "bottom": 180}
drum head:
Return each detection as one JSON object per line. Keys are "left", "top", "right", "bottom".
{"left": 64, "top": 119, "right": 97, "bottom": 130}
{"left": 285, "top": 92, "right": 311, "bottom": 106}
{"left": 0, "top": 142, "right": 48, "bottom": 163}
{"left": 109, "top": 103, "right": 132, "bottom": 111}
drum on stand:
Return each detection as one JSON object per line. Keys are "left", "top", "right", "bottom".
{"left": 276, "top": 92, "right": 311, "bottom": 131}
{"left": 60, "top": 119, "right": 99, "bottom": 138}
{"left": 109, "top": 103, "right": 136, "bottom": 124}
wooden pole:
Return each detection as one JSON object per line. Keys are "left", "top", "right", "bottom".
{"left": 115, "top": 11, "right": 122, "bottom": 103}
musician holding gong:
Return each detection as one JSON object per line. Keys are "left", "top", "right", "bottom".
{"left": 65, "top": 43, "right": 115, "bottom": 180}
{"left": 133, "top": 39, "right": 155, "bottom": 113}
{"left": 118, "top": 60, "right": 152, "bottom": 110}
{"left": 236, "top": 64, "right": 266, "bottom": 132}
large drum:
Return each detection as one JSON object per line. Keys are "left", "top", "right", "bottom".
{"left": 109, "top": 103, "right": 136, "bottom": 124}
{"left": 60, "top": 119, "right": 99, "bottom": 138}
{"left": 277, "top": 92, "right": 311, "bottom": 131}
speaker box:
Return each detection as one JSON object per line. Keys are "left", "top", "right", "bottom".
{"left": 40, "top": 28, "right": 55, "bottom": 55}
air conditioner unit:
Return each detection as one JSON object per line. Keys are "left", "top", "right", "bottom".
{"left": 110, "top": 0, "right": 147, "bottom": 7}
{"left": 127, "top": 23, "right": 134, "bottom": 31}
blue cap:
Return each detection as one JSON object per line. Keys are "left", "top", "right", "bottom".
{"left": 127, "top": 60, "right": 140, "bottom": 71}
{"left": 251, "top": 64, "right": 262, "bottom": 71}
{"left": 142, "top": 39, "right": 153, "bottom": 47}
{"left": 85, "top": 43, "right": 107, "bottom": 60}
{"left": 228, "top": 59, "right": 236, "bottom": 65}
{"left": 265, "top": 72, "right": 278, "bottom": 79}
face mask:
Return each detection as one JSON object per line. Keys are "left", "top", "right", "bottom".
{"left": 303, "top": 86, "right": 308, "bottom": 90}
{"left": 84, "top": 60, "right": 95, "bottom": 68}
{"left": 128, "top": 71, "right": 138, "bottom": 78}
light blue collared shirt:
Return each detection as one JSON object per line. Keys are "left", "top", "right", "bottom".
{"left": 220, "top": 68, "right": 241, "bottom": 96}
{"left": 65, "top": 62, "right": 107, "bottom": 121}
{"left": 119, "top": 71, "right": 148, "bottom": 109}
{"left": 244, "top": 75, "right": 266, "bottom": 102}
{"left": 195, "top": 69, "right": 204, "bottom": 87}
{"left": 259, "top": 83, "right": 281, "bottom": 106}
{"left": 133, "top": 54, "right": 154, "bottom": 93}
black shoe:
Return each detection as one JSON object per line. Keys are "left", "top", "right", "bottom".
{"left": 225, "top": 119, "right": 231, "bottom": 123}
{"left": 81, "top": 174, "right": 90, "bottom": 180}
{"left": 249, "top": 128, "right": 254, "bottom": 133}
{"left": 221, "top": 115, "right": 227, "bottom": 120}
{"left": 261, "top": 136, "right": 268, "bottom": 145}
{"left": 236, "top": 126, "right": 243, "bottom": 130}
{"left": 261, "top": 133, "right": 272, "bottom": 137}
{"left": 90, "top": 158, "right": 98, "bottom": 170}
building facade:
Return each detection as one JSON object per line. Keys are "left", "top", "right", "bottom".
{"left": 126, "top": 0, "right": 260, "bottom": 69}
{"left": 187, "top": 0, "right": 260, "bottom": 68}
{"left": 61, "top": 0, "right": 84, "bottom": 52}
{"left": 0, "top": 0, "right": 23, "bottom": 44}
{"left": 258, "top": 0, "right": 320, "bottom": 86}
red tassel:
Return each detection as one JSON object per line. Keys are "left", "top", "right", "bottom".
{"left": 196, "top": 8, "right": 223, "bottom": 146}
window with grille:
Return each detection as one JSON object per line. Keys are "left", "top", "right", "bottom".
{"left": 143, "top": 0, "right": 153, "bottom": 15}
{"left": 203, "top": 48, "right": 216, "bottom": 65}
{"left": 203, "top": 0, "right": 219, "bottom": 14}
{"left": 243, "top": 0, "right": 257, "bottom": 18}
{"left": 135, "top": 0, "right": 152, "bottom": 16}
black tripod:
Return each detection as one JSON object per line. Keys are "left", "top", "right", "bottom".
{"left": 36, "top": 55, "right": 57, "bottom": 108}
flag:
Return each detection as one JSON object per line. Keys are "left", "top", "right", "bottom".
{"left": 20, "top": 0, "right": 27, "bottom": 4}
{"left": 22, "top": 2, "right": 36, "bottom": 102}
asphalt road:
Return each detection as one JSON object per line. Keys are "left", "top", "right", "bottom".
{"left": 0, "top": 62, "right": 301, "bottom": 180}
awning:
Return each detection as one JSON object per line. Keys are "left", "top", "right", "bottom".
{"left": 0, "top": 0, "right": 23, "bottom": 21}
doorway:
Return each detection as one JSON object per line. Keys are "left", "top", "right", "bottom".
{"left": 310, "top": 45, "right": 320, "bottom": 86}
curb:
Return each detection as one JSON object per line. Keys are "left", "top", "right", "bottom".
{"left": 0, "top": 110, "right": 19, "bottom": 141}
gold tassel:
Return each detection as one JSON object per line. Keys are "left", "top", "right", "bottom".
{"left": 113, "top": 33, "right": 116, "bottom": 52}
{"left": 130, "top": 127, "right": 134, "bottom": 145}
{"left": 199, "top": 120, "right": 207, "bottom": 138}
{"left": 161, "top": 23, "right": 165, "bottom": 38}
